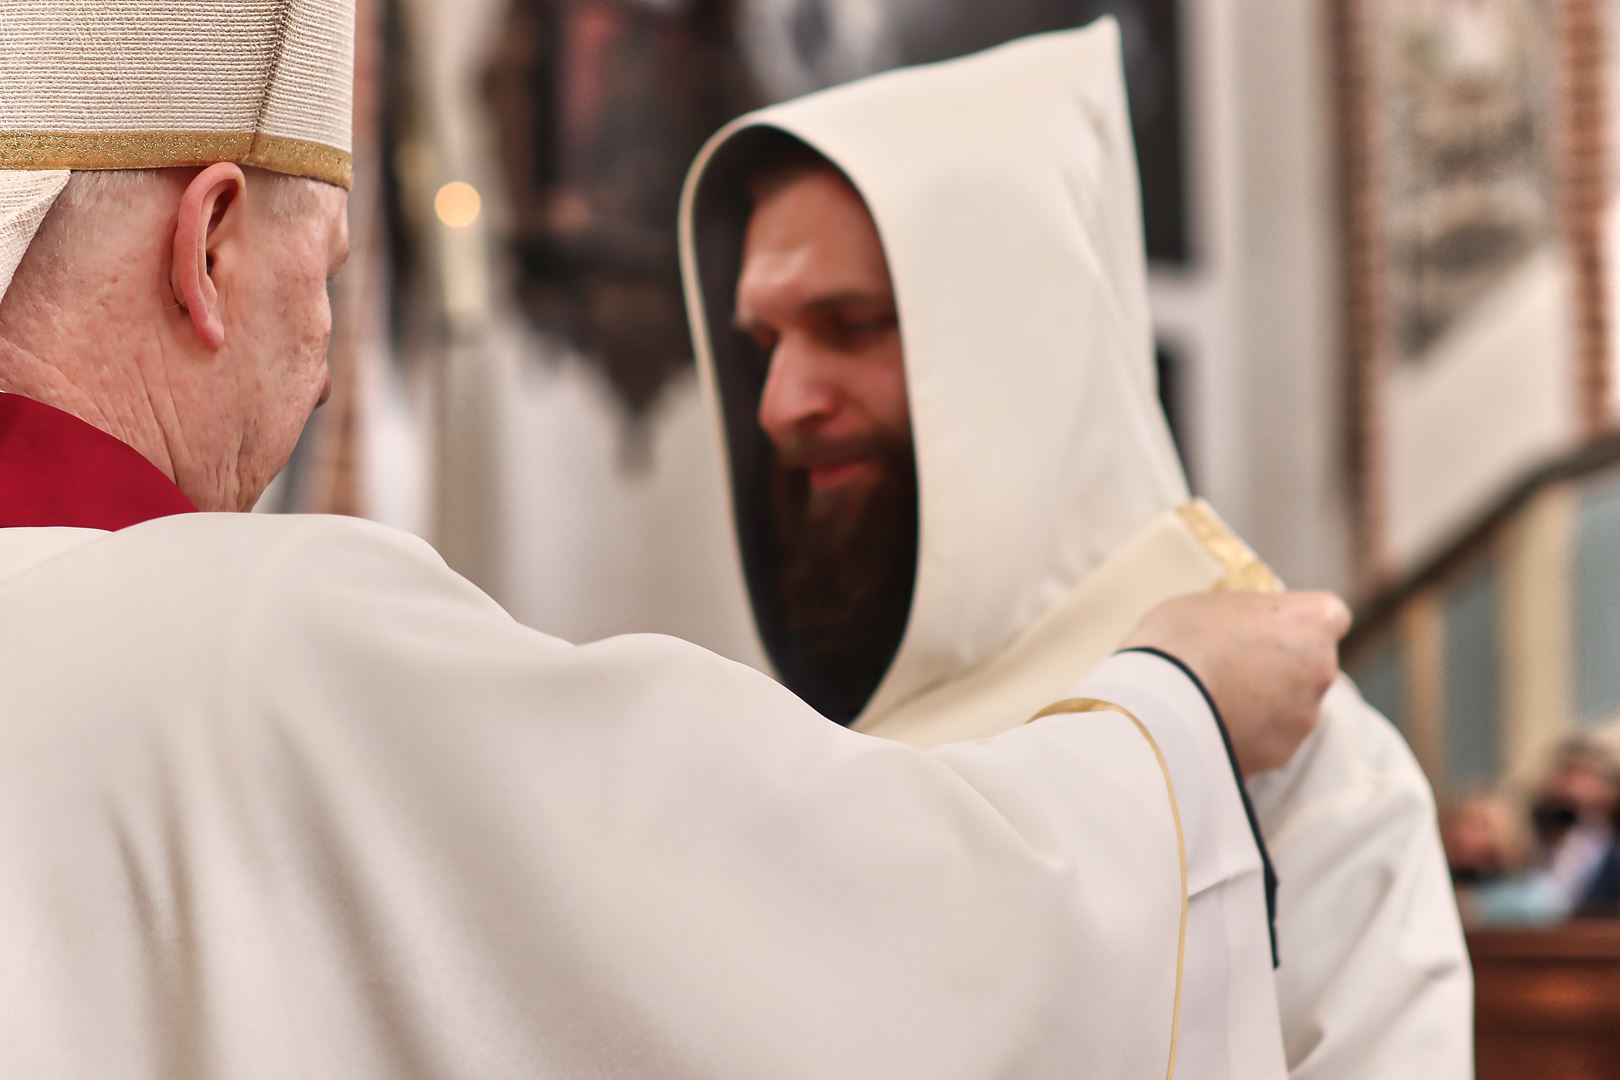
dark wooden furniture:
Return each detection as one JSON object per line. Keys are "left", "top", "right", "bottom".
{"left": 1472, "top": 923, "right": 1620, "bottom": 1079}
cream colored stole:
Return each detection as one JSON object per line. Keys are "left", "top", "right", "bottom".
{"left": 854, "top": 500, "right": 1281, "bottom": 746}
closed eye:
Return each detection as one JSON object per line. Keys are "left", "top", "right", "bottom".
{"left": 818, "top": 313, "right": 897, "bottom": 351}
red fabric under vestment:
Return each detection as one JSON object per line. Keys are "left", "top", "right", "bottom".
{"left": 0, "top": 394, "right": 197, "bottom": 529}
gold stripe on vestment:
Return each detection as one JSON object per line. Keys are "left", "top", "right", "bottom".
{"left": 1027, "top": 696, "right": 1189, "bottom": 1080}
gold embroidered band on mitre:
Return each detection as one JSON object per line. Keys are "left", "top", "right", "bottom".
{"left": 0, "top": 131, "right": 352, "bottom": 191}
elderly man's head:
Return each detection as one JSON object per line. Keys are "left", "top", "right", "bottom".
{"left": 0, "top": 162, "right": 349, "bottom": 511}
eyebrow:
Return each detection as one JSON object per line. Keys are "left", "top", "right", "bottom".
{"left": 731, "top": 290, "right": 895, "bottom": 333}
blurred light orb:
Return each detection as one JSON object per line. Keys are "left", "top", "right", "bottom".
{"left": 435, "top": 181, "right": 482, "bottom": 229}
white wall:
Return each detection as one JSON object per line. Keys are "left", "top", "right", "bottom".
{"left": 386, "top": 0, "right": 763, "bottom": 664}
{"left": 401, "top": 0, "right": 1529, "bottom": 657}
{"left": 1158, "top": 0, "right": 1584, "bottom": 590}
{"left": 479, "top": 335, "right": 762, "bottom": 657}
{"left": 1386, "top": 249, "right": 1577, "bottom": 568}
{"left": 403, "top": 0, "right": 1362, "bottom": 661}
{"left": 1150, "top": 0, "right": 1347, "bottom": 592}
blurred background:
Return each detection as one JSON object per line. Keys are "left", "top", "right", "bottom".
{"left": 277, "top": 2, "right": 1620, "bottom": 1071}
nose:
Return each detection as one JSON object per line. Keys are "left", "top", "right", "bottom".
{"left": 757, "top": 337, "right": 838, "bottom": 441}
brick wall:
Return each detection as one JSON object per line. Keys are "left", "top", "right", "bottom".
{"left": 1329, "top": 0, "right": 1394, "bottom": 593}
{"left": 1331, "top": 0, "right": 1612, "bottom": 593}
{"left": 1559, "top": 0, "right": 1612, "bottom": 441}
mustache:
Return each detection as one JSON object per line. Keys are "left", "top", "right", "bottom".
{"left": 771, "top": 432, "right": 903, "bottom": 472}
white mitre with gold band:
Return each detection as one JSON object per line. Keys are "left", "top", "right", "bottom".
{"left": 0, "top": 0, "right": 354, "bottom": 302}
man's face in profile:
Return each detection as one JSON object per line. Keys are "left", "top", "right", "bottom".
{"left": 734, "top": 167, "right": 918, "bottom": 676}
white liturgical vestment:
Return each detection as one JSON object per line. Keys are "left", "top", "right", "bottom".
{"left": 2, "top": 502, "right": 1260, "bottom": 1079}
{"left": 683, "top": 22, "right": 1473, "bottom": 1080}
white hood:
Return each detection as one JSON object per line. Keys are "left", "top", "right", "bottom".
{"left": 681, "top": 20, "right": 1188, "bottom": 722}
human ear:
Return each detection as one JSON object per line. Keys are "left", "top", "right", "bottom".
{"left": 169, "top": 162, "right": 248, "bottom": 350}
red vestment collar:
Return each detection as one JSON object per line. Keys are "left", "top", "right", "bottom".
{"left": 0, "top": 394, "right": 198, "bottom": 530}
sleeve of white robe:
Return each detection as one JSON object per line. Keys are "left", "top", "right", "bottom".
{"left": 1247, "top": 679, "right": 1475, "bottom": 1080}
{"left": 1, "top": 515, "right": 1263, "bottom": 1079}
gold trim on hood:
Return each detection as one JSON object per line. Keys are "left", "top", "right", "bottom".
{"left": 1028, "top": 695, "right": 1187, "bottom": 1080}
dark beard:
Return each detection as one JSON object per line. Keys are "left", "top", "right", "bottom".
{"left": 771, "top": 446, "right": 918, "bottom": 725}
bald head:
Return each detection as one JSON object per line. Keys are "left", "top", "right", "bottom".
{"left": 0, "top": 164, "right": 349, "bottom": 511}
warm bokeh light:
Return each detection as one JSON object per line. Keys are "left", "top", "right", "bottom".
{"left": 434, "top": 181, "right": 482, "bottom": 229}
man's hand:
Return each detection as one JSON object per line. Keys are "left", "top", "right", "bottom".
{"left": 1121, "top": 591, "right": 1352, "bottom": 775}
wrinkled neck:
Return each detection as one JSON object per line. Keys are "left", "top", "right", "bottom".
{"left": 0, "top": 331, "right": 183, "bottom": 498}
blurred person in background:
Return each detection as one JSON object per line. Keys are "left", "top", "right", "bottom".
{"left": 1443, "top": 741, "right": 1620, "bottom": 928}
{"left": 681, "top": 20, "right": 1471, "bottom": 1080}
{"left": 1525, "top": 738, "right": 1620, "bottom": 920}
{"left": 1442, "top": 790, "right": 1538, "bottom": 926}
